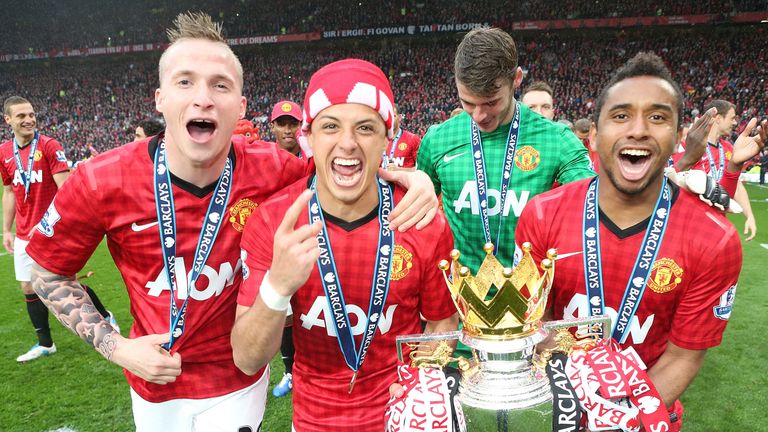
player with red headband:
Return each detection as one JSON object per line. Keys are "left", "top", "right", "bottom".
{"left": 25, "top": 13, "right": 438, "bottom": 432}
{"left": 231, "top": 58, "right": 458, "bottom": 431}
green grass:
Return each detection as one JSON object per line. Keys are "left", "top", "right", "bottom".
{"left": 0, "top": 184, "right": 765, "bottom": 431}
{"left": 0, "top": 243, "right": 292, "bottom": 431}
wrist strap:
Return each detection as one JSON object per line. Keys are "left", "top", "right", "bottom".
{"left": 259, "top": 271, "right": 291, "bottom": 311}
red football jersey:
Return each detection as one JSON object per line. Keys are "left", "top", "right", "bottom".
{"left": 516, "top": 178, "right": 741, "bottom": 368}
{"left": 0, "top": 134, "right": 69, "bottom": 238}
{"left": 385, "top": 129, "right": 421, "bottom": 169}
{"left": 673, "top": 139, "right": 734, "bottom": 176}
{"left": 27, "top": 135, "right": 306, "bottom": 402}
{"left": 239, "top": 176, "right": 456, "bottom": 431}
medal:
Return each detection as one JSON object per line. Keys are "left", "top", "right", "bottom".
{"left": 705, "top": 142, "right": 725, "bottom": 181}
{"left": 470, "top": 102, "right": 521, "bottom": 251}
{"left": 382, "top": 129, "right": 403, "bottom": 170}
{"left": 153, "top": 137, "right": 233, "bottom": 349}
{"left": 308, "top": 175, "right": 394, "bottom": 393}
{"left": 348, "top": 371, "right": 358, "bottom": 394}
{"left": 12, "top": 131, "right": 40, "bottom": 202}
{"left": 582, "top": 177, "right": 672, "bottom": 342}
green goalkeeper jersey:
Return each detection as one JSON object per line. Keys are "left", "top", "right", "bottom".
{"left": 419, "top": 103, "right": 594, "bottom": 271}
{"left": 419, "top": 104, "right": 594, "bottom": 358}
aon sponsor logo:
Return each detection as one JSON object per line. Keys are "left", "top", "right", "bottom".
{"left": 563, "top": 293, "right": 654, "bottom": 344}
{"left": 12, "top": 169, "right": 43, "bottom": 186}
{"left": 452, "top": 181, "right": 530, "bottom": 217}
{"left": 145, "top": 257, "right": 241, "bottom": 300}
{"left": 300, "top": 295, "right": 398, "bottom": 337}
{"left": 389, "top": 156, "right": 405, "bottom": 167}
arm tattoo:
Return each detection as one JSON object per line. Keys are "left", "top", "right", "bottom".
{"left": 31, "top": 262, "right": 119, "bottom": 361}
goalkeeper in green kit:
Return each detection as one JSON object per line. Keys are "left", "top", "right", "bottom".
{"left": 416, "top": 27, "right": 594, "bottom": 358}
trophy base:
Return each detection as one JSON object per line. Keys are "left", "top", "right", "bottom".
{"left": 457, "top": 327, "right": 553, "bottom": 431}
{"left": 461, "top": 401, "right": 552, "bottom": 432}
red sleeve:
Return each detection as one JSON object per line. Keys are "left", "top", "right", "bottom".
{"left": 42, "top": 138, "right": 70, "bottom": 174}
{"left": 719, "top": 169, "right": 740, "bottom": 198}
{"left": 26, "top": 165, "right": 106, "bottom": 275}
{"left": 418, "top": 212, "right": 457, "bottom": 322}
{"left": 668, "top": 214, "right": 742, "bottom": 350}
{"left": 238, "top": 193, "right": 292, "bottom": 307}
{"left": 0, "top": 159, "right": 10, "bottom": 186}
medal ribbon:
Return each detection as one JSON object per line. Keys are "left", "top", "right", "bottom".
{"left": 582, "top": 177, "right": 671, "bottom": 343}
{"left": 470, "top": 102, "right": 521, "bottom": 252}
{"left": 13, "top": 131, "right": 40, "bottom": 201}
{"left": 308, "top": 176, "right": 394, "bottom": 378}
{"left": 570, "top": 345, "right": 671, "bottom": 431}
{"left": 546, "top": 351, "right": 582, "bottom": 431}
{"left": 382, "top": 128, "right": 403, "bottom": 169}
{"left": 153, "top": 139, "right": 233, "bottom": 349}
{"left": 705, "top": 142, "right": 725, "bottom": 181}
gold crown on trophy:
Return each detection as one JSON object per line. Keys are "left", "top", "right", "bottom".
{"left": 438, "top": 242, "right": 557, "bottom": 340}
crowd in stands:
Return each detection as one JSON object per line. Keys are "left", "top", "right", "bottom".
{"left": 2, "top": 0, "right": 766, "bottom": 54}
{"left": 1, "top": 24, "right": 765, "bottom": 162}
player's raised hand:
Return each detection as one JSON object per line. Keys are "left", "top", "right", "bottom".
{"left": 111, "top": 333, "right": 182, "bottom": 385}
{"left": 730, "top": 118, "right": 767, "bottom": 168}
{"left": 269, "top": 189, "right": 322, "bottom": 296}
{"left": 380, "top": 168, "right": 438, "bottom": 231}
{"left": 676, "top": 107, "right": 716, "bottom": 171}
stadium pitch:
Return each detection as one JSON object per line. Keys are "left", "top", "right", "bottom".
{"left": 0, "top": 184, "right": 765, "bottom": 431}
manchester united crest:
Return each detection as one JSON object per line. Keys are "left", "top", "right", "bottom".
{"left": 514, "top": 146, "right": 540, "bottom": 172}
{"left": 229, "top": 198, "right": 257, "bottom": 232}
{"left": 391, "top": 244, "right": 413, "bottom": 281}
{"left": 34, "top": 150, "right": 43, "bottom": 162}
{"left": 398, "top": 142, "right": 408, "bottom": 151}
{"left": 725, "top": 150, "right": 732, "bottom": 161}
{"left": 647, "top": 257, "right": 683, "bottom": 294}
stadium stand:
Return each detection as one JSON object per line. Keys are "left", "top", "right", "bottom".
{"left": 0, "top": 3, "right": 765, "bottom": 162}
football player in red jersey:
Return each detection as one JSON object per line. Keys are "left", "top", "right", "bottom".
{"left": 26, "top": 13, "right": 438, "bottom": 431}
{"left": 701, "top": 100, "right": 756, "bottom": 240}
{"left": 266, "top": 99, "right": 305, "bottom": 398}
{"left": 673, "top": 99, "right": 765, "bottom": 240}
{"left": 269, "top": 100, "right": 304, "bottom": 158}
{"left": 383, "top": 105, "right": 421, "bottom": 170}
{"left": 231, "top": 59, "right": 457, "bottom": 431}
{"left": 2, "top": 96, "right": 117, "bottom": 362}
{"left": 517, "top": 52, "right": 764, "bottom": 430}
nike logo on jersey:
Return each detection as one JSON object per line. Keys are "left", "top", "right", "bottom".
{"left": 556, "top": 251, "right": 583, "bottom": 260}
{"left": 4, "top": 157, "right": 13, "bottom": 164}
{"left": 443, "top": 152, "right": 467, "bottom": 163}
{"left": 131, "top": 221, "right": 159, "bottom": 232}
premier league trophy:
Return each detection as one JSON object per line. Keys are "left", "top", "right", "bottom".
{"left": 392, "top": 242, "right": 609, "bottom": 432}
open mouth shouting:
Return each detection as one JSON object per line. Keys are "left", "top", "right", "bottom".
{"left": 332, "top": 157, "right": 363, "bottom": 187}
{"left": 617, "top": 148, "right": 654, "bottom": 182}
{"left": 186, "top": 118, "right": 217, "bottom": 142}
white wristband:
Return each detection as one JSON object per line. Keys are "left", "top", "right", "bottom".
{"left": 259, "top": 271, "right": 291, "bottom": 311}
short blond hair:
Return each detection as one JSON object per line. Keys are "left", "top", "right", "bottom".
{"left": 158, "top": 12, "right": 243, "bottom": 89}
